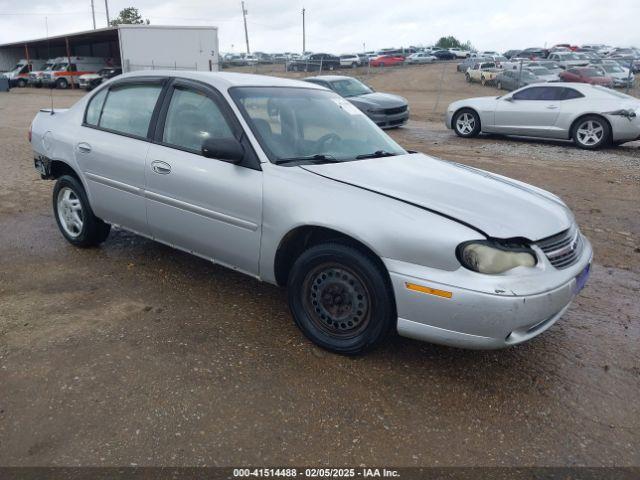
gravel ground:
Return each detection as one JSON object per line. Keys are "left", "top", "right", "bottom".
{"left": 0, "top": 65, "right": 638, "bottom": 467}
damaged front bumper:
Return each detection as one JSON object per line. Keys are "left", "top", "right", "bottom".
{"left": 384, "top": 235, "right": 593, "bottom": 349}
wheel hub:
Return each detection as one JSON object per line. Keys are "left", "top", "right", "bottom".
{"left": 305, "top": 265, "right": 370, "bottom": 336}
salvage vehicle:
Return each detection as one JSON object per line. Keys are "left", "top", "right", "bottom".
{"left": 465, "top": 62, "right": 501, "bottom": 86}
{"left": 547, "top": 52, "right": 590, "bottom": 69}
{"left": 31, "top": 71, "right": 593, "bottom": 354}
{"left": 28, "top": 58, "right": 58, "bottom": 88}
{"left": 405, "top": 52, "right": 437, "bottom": 64}
{"left": 41, "top": 56, "right": 110, "bottom": 89}
{"left": 431, "top": 50, "right": 457, "bottom": 60}
{"left": 447, "top": 83, "right": 640, "bottom": 149}
{"left": 3, "top": 58, "right": 48, "bottom": 87}
{"left": 598, "top": 63, "right": 634, "bottom": 88}
{"left": 559, "top": 67, "right": 614, "bottom": 88}
{"left": 78, "top": 67, "right": 122, "bottom": 91}
{"left": 370, "top": 55, "right": 405, "bottom": 67}
{"left": 286, "top": 53, "right": 340, "bottom": 72}
{"left": 304, "top": 75, "right": 409, "bottom": 128}
{"left": 339, "top": 54, "right": 362, "bottom": 68}
{"left": 495, "top": 69, "right": 538, "bottom": 91}
{"left": 527, "top": 66, "right": 560, "bottom": 82}
{"left": 448, "top": 47, "right": 470, "bottom": 59}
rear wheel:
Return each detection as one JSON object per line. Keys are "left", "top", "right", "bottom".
{"left": 53, "top": 175, "right": 111, "bottom": 247}
{"left": 453, "top": 108, "right": 481, "bottom": 138}
{"left": 17, "top": 78, "right": 27, "bottom": 88}
{"left": 56, "top": 78, "right": 68, "bottom": 89}
{"left": 572, "top": 116, "right": 610, "bottom": 150}
{"left": 287, "top": 243, "right": 395, "bottom": 355}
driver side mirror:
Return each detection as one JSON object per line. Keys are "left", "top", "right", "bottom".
{"left": 202, "top": 138, "right": 244, "bottom": 164}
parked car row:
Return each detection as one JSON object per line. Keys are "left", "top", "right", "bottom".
{"left": 2, "top": 56, "right": 121, "bottom": 90}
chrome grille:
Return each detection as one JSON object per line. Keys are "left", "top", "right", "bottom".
{"left": 536, "top": 225, "right": 583, "bottom": 269}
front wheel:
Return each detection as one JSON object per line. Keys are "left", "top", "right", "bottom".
{"left": 56, "top": 78, "right": 69, "bottom": 89}
{"left": 572, "top": 116, "right": 611, "bottom": 150}
{"left": 465, "top": 73, "right": 471, "bottom": 82}
{"left": 53, "top": 175, "right": 111, "bottom": 247}
{"left": 287, "top": 243, "right": 395, "bottom": 355}
{"left": 17, "top": 78, "right": 27, "bottom": 88}
{"left": 452, "top": 108, "right": 481, "bottom": 138}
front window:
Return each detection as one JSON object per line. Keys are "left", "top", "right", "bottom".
{"left": 582, "top": 68, "right": 604, "bottom": 77}
{"left": 328, "top": 78, "right": 372, "bottom": 97}
{"left": 53, "top": 63, "right": 68, "bottom": 71}
{"left": 230, "top": 87, "right": 406, "bottom": 164}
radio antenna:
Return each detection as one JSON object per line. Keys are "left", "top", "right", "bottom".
{"left": 46, "top": 16, "right": 54, "bottom": 115}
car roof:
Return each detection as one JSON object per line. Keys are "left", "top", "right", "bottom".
{"left": 118, "top": 70, "right": 326, "bottom": 90}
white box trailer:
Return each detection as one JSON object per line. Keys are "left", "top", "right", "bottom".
{"left": 0, "top": 24, "right": 219, "bottom": 77}
{"left": 117, "top": 25, "right": 219, "bottom": 72}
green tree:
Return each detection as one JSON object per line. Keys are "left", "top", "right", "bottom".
{"left": 435, "top": 36, "right": 474, "bottom": 51}
{"left": 109, "top": 7, "right": 150, "bottom": 26}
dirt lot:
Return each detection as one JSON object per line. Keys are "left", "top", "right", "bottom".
{"left": 0, "top": 63, "right": 639, "bottom": 467}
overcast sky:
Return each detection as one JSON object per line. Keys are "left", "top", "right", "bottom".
{"left": 1, "top": 0, "right": 639, "bottom": 53}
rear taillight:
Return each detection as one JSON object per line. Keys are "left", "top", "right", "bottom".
{"left": 28, "top": 123, "right": 32, "bottom": 143}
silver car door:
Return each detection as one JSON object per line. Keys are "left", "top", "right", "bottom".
{"left": 76, "top": 79, "right": 165, "bottom": 235}
{"left": 493, "top": 86, "right": 563, "bottom": 137}
{"left": 145, "top": 79, "right": 263, "bottom": 276}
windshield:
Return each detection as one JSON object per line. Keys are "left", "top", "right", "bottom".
{"left": 582, "top": 68, "right": 605, "bottom": 77}
{"left": 230, "top": 87, "right": 406, "bottom": 164}
{"left": 329, "top": 78, "right": 372, "bottom": 97}
{"left": 603, "top": 65, "right": 624, "bottom": 73}
{"left": 530, "top": 67, "right": 552, "bottom": 75}
{"left": 521, "top": 71, "right": 537, "bottom": 80}
{"left": 53, "top": 63, "right": 68, "bottom": 71}
{"left": 559, "top": 53, "right": 580, "bottom": 60}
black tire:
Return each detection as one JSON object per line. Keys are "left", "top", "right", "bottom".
{"left": 52, "top": 175, "right": 110, "bottom": 247}
{"left": 465, "top": 72, "right": 471, "bottom": 82}
{"left": 287, "top": 243, "right": 395, "bottom": 355}
{"left": 571, "top": 115, "right": 611, "bottom": 150}
{"left": 351, "top": 62, "right": 358, "bottom": 69}
{"left": 17, "top": 78, "right": 27, "bottom": 88}
{"left": 56, "top": 78, "right": 69, "bottom": 89}
{"left": 452, "top": 108, "right": 481, "bottom": 138}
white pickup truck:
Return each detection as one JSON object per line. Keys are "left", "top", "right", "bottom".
{"left": 465, "top": 62, "right": 501, "bottom": 86}
{"left": 448, "top": 48, "right": 471, "bottom": 59}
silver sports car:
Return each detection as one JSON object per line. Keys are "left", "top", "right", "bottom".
{"left": 446, "top": 83, "right": 640, "bottom": 149}
{"left": 31, "top": 71, "right": 592, "bottom": 354}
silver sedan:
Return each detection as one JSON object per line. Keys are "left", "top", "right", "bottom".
{"left": 446, "top": 83, "right": 640, "bottom": 149}
{"left": 31, "top": 71, "right": 592, "bottom": 354}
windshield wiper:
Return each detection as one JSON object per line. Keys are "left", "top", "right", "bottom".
{"left": 275, "top": 154, "right": 342, "bottom": 165}
{"left": 355, "top": 150, "right": 399, "bottom": 160}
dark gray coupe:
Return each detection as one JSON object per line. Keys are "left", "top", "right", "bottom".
{"left": 304, "top": 75, "right": 409, "bottom": 128}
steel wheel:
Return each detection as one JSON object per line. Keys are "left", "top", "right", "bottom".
{"left": 576, "top": 119, "right": 605, "bottom": 147}
{"left": 302, "top": 263, "right": 371, "bottom": 339}
{"left": 56, "top": 187, "right": 84, "bottom": 238}
{"left": 456, "top": 112, "right": 476, "bottom": 135}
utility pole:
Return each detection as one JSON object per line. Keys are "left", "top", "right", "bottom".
{"left": 90, "top": 0, "right": 96, "bottom": 29}
{"left": 302, "top": 8, "right": 306, "bottom": 54}
{"left": 241, "top": 1, "right": 250, "bottom": 54}
{"left": 104, "top": 0, "right": 110, "bottom": 25}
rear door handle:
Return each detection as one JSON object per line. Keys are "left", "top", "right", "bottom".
{"left": 151, "top": 160, "right": 171, "bottom": 175}
{"left": 77, "top": 142, "right": 92, "bottom": 153}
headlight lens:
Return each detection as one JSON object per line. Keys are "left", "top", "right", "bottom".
{"left": 458, "top": 241, "right": 537, "bottom": 274}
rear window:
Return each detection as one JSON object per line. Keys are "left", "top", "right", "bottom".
{"left": 98, "top": 83, "right": 162, "bottom": 137}
{"left": 84, "top": 88, "right": 108, "bottom": 126}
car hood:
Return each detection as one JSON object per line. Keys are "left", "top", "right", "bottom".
{"left": 348, "top": 92, "right": 407, "bottom": 109}
{"left": 301, "top": 153, "right": 572, "bottom": 240}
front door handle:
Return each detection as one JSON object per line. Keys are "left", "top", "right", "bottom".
{"left": 77, "top": 142, "right": 92, "bottom": 153}
{"left": 546, "top": 105, "right": 559, "bottom": 109}
{"left": 151, "top": 160, "right": 171, "bottom": 175}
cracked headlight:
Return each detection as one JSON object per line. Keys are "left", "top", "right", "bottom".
{"left": 457, "top": 241, "right": 537, "bottom": 274}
